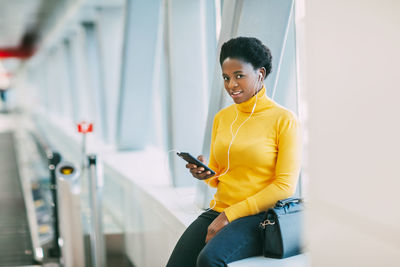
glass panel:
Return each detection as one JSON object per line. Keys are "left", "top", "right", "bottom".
{"left": 54, "top": 43, "right": 74, "bottom": 120}
{"left": 117, "top": 0, "right": 163, "bottom": 150}
{"left": 272, "top": 9, "right": 298, "bottom": 113}
{"left": 96, "top": 7, "right": 125, "bottom": 145}
{"left": 117, "top": 0, "right": 218, "bottom": 187}
{"left": 63, "top": 38, "right": 80, "bottom": 123}
{"left": 164, "top": 0, "right": 217, "bottom": 186}
{"left": 82, "top": 22, "right": 108, "bottom": 141}
{"left": 69, "top": 27, "right": 93, "bottom": 122}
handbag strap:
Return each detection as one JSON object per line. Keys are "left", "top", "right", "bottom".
{"left": 259, "top": 212, "right": 276, "bottom": 229}
{"left": 275, "top": 198, "right": 302, "bottom": 207}
{"left": 260, "top": 198, "right": 303, "bottom": 229}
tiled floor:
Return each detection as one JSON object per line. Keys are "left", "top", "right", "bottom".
{"left": 0, "top": 131, "right": 36, "bottom": 266}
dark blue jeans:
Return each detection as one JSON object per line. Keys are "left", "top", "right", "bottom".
{"left": 166, "top": 210, "right": 264, "bottom": 267}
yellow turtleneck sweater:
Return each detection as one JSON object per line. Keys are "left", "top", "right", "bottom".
{"left": 206, "top": 87, "right": 302, "bottom": 222}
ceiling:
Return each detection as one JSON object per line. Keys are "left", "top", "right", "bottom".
{"left": 0, "top": 0, "right": 123, "bottom": 77}
{"left": 0, "top": 0, "right": 121, "bottom": 51}
{"left": 0, "top": 0, "right": 40, "bottom": 48}
{"left": 0, "top": 0, "right": 60, "bottom": 49}
{"left": 0, "top": 0, "right": 65, "bottom": 76}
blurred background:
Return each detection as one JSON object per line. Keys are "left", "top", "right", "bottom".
{"left": 0, "top": 0, "right": 399, "bottom": 266}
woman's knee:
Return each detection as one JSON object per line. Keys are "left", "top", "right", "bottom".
{"left": 197, "top": 248, "right": 225, "bottom": 267}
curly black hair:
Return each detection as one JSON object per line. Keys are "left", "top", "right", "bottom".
{"left": 219, "top": 37, "right": 272, "bottom": 79}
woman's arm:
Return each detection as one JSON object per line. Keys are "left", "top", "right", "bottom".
{"left": 223, "top": 115, "right": 302, "bottom": 222}
{"left": 205, "top": 212, "right": 229, "bottom": 243}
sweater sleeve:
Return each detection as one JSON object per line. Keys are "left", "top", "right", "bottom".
{"left": 204, "top": 114, "right": 220, "bottom": 188}
{"left": 224, "top": 114, "right": 302, "bottom": 222}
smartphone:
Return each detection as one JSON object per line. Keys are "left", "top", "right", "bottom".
{"left": 176, "top": 152, "right": 216, "bottom": 177}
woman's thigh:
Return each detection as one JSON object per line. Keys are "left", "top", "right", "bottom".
{"left": 197, "top": 212, "right": 264, "bottom": 267}
{"left": 166, "top": 210, "right": 219, "bottom": 267}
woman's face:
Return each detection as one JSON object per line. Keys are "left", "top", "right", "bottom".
{"left": 221, "top": 57, "right": 264, "bottom": 104}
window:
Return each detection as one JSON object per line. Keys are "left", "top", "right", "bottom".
{"left": 117, "top": 0, "right": 219, "bottom": 187}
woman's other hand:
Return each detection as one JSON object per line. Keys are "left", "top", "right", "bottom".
{"left": 205, "top": 212, "right": 229, "bottom": 243}
{"left": 186, "top": 155, "right": 214, "bottom": 180}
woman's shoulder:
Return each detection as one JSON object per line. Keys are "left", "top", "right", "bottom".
{"left": 214, "top": 105, "right": 236, "bottom": 119}
{"left": 270, "top": 102, "right": 299, "bottom": 122}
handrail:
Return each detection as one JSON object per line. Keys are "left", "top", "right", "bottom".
{"left": 29, "top": 130, "right": 52, "bottom": 161}
{"left": 29, "top": 130, "right": 62, "bottom": 259}
{"left": 87, "top": 154, "right": 106, "bottom": 267}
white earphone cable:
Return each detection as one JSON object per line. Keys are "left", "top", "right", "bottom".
{"left": 166, "top": 75, "right": 264, "bottom": 213}
{"left": 203, "top": 75, "right": 263, "bottom": 212}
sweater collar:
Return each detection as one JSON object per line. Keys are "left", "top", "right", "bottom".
{"left": 236, "top": 86, "right": 275, "bottom": 113}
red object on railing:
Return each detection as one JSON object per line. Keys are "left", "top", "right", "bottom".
{"left": 0, "top": 48, "right": 35, "bottom": 59}
{"left": 77, "top": 122, "right": 93, "bottom": 134}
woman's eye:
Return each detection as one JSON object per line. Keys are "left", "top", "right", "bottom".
{"left": 223, "top": 76, "right": 229, "bottom": 81}
{"left": 236, "top": 74, "right": 243, "bottom": 79}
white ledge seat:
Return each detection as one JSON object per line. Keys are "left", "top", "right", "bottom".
{"left": 228, "top": 254, "right": 309, "bottom": 267}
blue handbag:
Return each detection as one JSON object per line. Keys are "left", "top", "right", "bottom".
{"left": 259, "top": 198, "right": 304, "bottom": 258}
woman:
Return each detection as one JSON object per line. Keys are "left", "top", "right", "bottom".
{"left": 166, "top": 37, "right": 301, "bottom": 267}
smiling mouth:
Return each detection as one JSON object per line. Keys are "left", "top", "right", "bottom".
{"left": 230, "top": 91, "right": 243, "bottom": 97}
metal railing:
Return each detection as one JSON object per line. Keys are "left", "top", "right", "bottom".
{"left": 87, "top": 154, "right": 106, "bottom": 267}
{"left": 56, "top": 162, "right": 85, "bottom": 267}
{"left": 30, "top": 131, "right": 107, "bottom": 267}
{"left": 30, "top": 131, "right": 62, "bottom": 259}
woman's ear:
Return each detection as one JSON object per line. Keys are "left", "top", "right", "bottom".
{"left": 258, "top": 67, "right": 266, "bottom": 81}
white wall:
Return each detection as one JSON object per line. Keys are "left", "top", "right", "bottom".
{"left": 301, "top": 1, "right": 400, "bottom": 266}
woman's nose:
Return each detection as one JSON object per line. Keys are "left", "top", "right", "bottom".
{"left": 228, "top": 79, "right": 238, "bottom": 89}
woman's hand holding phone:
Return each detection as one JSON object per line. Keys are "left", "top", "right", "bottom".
{"left": 186, "top": 155, "right": 214, "bottom": 180}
